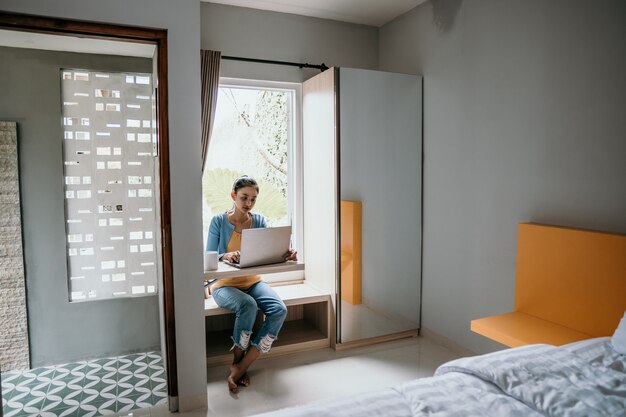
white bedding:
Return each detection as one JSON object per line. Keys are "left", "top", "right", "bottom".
{"left": 255, "top": 338, "right": 626, "bottom": 417}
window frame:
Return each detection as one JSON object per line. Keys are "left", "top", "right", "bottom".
{"left": 212, "top": 77, "right": 304, "bottom": 281}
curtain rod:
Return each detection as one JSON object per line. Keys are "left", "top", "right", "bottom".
{"left": 221, "top": 55, "right": 329, "bottom": 72}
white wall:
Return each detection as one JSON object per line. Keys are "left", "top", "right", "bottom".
{"left": 380, "top": 0, "right": 626, "bottom": 353}
{"left": 0, "top": 0, "right": 206, "bottom": 409}
{"left": 200, "top": 3, "right": 379, "bottom": 83}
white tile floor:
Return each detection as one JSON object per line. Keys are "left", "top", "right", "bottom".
{"left": 117, "top": 336, "right": 462, "bottom": 417}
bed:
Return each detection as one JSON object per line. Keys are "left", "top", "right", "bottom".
{"left": 255, "top": 335, "right": 626, "bottom": 416}
{"left": 255, "top": 223, "right": 626, "bottom": 417}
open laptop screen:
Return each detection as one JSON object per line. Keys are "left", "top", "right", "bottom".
{"left": 225, "top": 226, "right": 291, "bottom": 268}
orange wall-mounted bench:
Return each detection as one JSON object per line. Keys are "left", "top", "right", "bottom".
{"left": 471, "top": 223, "right": 626, "bottom": 347}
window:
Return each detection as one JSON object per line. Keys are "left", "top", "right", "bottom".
{"left": 202, "top": 79, "right": 303, "bottom": 275}
{"left": 61, "top": 69, "right": 158, "bottom": 301}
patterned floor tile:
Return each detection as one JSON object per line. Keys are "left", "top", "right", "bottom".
{"left": 57, "top": 362, "right": 89, "bottom": 372}
{"left": 75, "top": 397, "right": 117, "bottom": 417}
{"left": 10, "top": 379, "right": 50, "bottom": 407}
{"left": 5, "top": 392, "right": 47, "bottom": 417}
{"left": 59, "top": 363, "right": 89, "bottom": 377}
{"left": 3, "top": 403, "right": 26, "bottom": 417}
{"left": 39, "top": 401, "right": 81, "bottom": 417}
{"left": 152, "top": 393, "right": 168, "bottom": 406}
{"left": 42, "top": 382, "right": 82, "bottom": 411}
{"left": 2, "top": 371, "right": 21, "bottom": 401}
{"left": 17, "top": 368, "right": 55, "bottom": 388}
{"left": 148, "top": 366, "right": 166, "bottom": 392}
{"left": 2, "top": 351, "right": 165, "bottom": 417}
{"left": 87, "top": 358, "right": 118, "bottom": 368}
{"left": 116, "top": 375, "right": 151, "bottom": 399}
{"left": 50, "top": 374, "right": 85, "bottom": 390}
{"left": 151, "top": 385, "right": 167, "bottom": 402}
{"left": 120, "top": 353, "right": 149, "bottom": 366}
{"left": 21, "top": 366, "right": 56, "bottom": 377}
{"left": 116, "top": 396, "right": 153, "bottom": 414}
{"left": 146, "top": 353, "right": 163, "bottom": 369}
{"left": 83, "top": 359, "right": 117, "bottom": 378}
{"left": 85, "top": 370, "right": 117, "bottom": 382}
{"left": 80, "top": 388, "right": 117, "bottom": 406}
{"left": 117, "top": 364, "right": 149, "bottom": 380}
{"left": 50, "top": 365, "right": 84, "bottom": 381}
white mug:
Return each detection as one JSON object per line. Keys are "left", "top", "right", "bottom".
{"left": 204, "top": 251, "right": 218, "bottom": 271}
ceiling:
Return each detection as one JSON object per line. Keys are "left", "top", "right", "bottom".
{"left": 204, "top": 0, "right": 428, "bottom": 27}
{"left": 0, "top": 0, "right": 427, "bottom": 55}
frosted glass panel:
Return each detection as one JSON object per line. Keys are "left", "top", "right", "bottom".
{"left": 61, "top": 69, "right": 157, "bottom": 301}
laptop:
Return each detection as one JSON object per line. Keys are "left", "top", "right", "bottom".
{"left": 223, "top": 226, "right": 292, "bottom": 268}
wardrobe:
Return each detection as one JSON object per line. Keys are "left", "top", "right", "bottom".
{"left": 303, "top": 67, "right": 423, "bottom": 346}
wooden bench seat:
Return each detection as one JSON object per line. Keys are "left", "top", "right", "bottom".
{"left": 204, "top": 282, "right": 331, "bottom": 316}
{"left": 204, "top": 282, "right": 333, "bottom": 365}
{"left": 471, "top": 223, "right": 626, "bottom": 347}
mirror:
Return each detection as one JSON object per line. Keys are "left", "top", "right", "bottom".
{"left": 338, "top": 68, "right": 423, "bottom": 344}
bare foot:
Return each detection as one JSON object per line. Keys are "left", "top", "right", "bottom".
{"left": 232, "top": 349, "right": 250, "bottom": 387}
{"left": 238, "top": 372, "right": 250, "bottom": 387}
{"left": 228, "top": 364, "right": 244, "bottom": 393}
{"left": 228, "top": 346, "right": 260, "bottom": 392}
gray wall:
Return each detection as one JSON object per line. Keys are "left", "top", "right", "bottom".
{"left": 0, "top": 46, "right": 159, "bottom": 367}
{"left": 201, "top": 3, "right": 379, "bottom": 83}
{"left": 0, "top": 0, "right": 206, "bottom": 409}
{"left": 380, "top": 0, "right": 626, "bottom": 353}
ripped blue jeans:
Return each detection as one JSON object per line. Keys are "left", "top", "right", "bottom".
{"left": 212, "top": 281, "right": 287, "bottom": 353}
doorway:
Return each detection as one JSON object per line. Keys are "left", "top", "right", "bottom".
{"left": 0, "top": 11, "right": 177, "bottom": 416}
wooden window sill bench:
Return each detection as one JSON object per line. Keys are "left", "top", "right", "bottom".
{"left": 204, "top": 277, "right": 332, "bottom": 366}
{"left": 204, "top": 280, "right": 329, "bottom": 316}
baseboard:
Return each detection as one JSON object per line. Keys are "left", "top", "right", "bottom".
{"left": 419, "top": 327, "right": 477, "bottom": 357}
{"left": 178, "top": 393, "right": 208, "bottom": 412}
{"left": 335, "top": 329, "right": 418, "bottom": 351}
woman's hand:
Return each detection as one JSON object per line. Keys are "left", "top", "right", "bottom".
{"left": 283, "top": 249, "right": 297, "bottom": 261}
{"left": 222, "top": 251, "right": 241, "bottom": 263}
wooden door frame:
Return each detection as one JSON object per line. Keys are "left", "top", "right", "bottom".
{"left": 0, "top": 10, "right": 178, "bottom": 404}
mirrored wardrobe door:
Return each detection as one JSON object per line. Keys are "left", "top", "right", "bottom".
{"left": 338, "top": 68, "right": 423, "bottom": 345}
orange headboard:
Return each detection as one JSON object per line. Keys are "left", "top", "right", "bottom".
{"left": 515, "top": 223, "right": 626, "bottom": 337}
